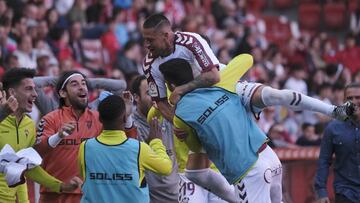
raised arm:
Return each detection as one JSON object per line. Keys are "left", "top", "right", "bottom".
{"left": 33, "top": 76, "right": 59, "bottom": 115}
{"left": 139, "top": 117, "right": 172, "bottom": 176}
{"left": 0, "top": 91, "right": 18, "bottom": 123}
{"left": 87, "top": 78, "right": 127, "bottom": 95}
{"left": 169, "top": 68, "right": 220, "bottom": 104}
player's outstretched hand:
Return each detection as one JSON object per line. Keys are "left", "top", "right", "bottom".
{"left": 148, "top": 117, "right": 162, "bottom": 142}
{"left": 60, "top": 176, "right": 83, "bottom": 192}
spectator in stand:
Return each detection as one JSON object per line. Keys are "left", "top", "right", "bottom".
{"left": 263, "top": 44, "right": 286, "bottom": 83}
{"left": 267, "top": 123, "right": 298, "bottom": 148}
{"left": 13, "top": 34, "right": 37, "bottom": 69}
{"left": 86, "top": 0, "right": 113, "bottom": 24}
{"left": 284, "top": 37, "right": 308, "bottom": 70}
{"left": 69, "top": 21, "right": 84, "bottom": 64}
{"left": 335, "top": 33, "right": 360, "bottom": 74}
{"left": 0, "top": 0, "right": 8, "bottom": 17}
{"left": 308, "top": 35, "right": 326, "bottom": 70}
{"left": 36, "top": 20, "right": 50, "bottom": 43}
{"left": 67, "top": 0, "right": 87, "bottom": 25}
{"left": 9, "top": 16, "right": 28, "bottom": 43}
{"left": 36, "top": 51, "right": 51, "bottom": 76}
{"left": 0, "top": 16, "right": 17, "bottom": 63}
{"left": 353, "top": 69, "right": 360, "bottom": 83}
{"left": 54, "top": 28, "right": 73, "bottom": 61}
{"left": 257, "top": 106, "right": 277, "bottom": 133}
{"left": 23, "top": 3, "right": 38, "bottom": 23}
{"left": 5, "top": 53, "right": 20, "bottom": 69}
{"left": 284, "top": 64, "right": 308, "bottom": 95}
{"left": 350, "top": 7, "right": 360, "bottom": 45}
{"left": 247, "top": 47, "right": 269, "bottom": 84}
{"left": 315, "top": 83, "right": 360, "bottom": 203}
{"left": 45, "top": 8, "right": 68, "bottom": 30}
{"left": 307, "top": 69, "right": 328, "bottom": 96}
{"left": 324, "top": 63, "right": 348, "bottom": 85}
{"left": 296, "top": 123, "right": 321, "bottom": 146}
{"left": 114, "top": 40, "right": 142, "bottom": 77}
{"left": 332, "top": 83, "right": 345, "bottom": 106}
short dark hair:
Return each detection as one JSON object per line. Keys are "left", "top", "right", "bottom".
{"left": 0, "top": 16, "right": 11, "bottom": 27}
{"left": 98, "top": 95, "right": 125, "bottom": 124}
{"left": 302, "top": 123, "right": 313, "bottom": 130}
{"left": 345, "top": 82, "right": 360, "bottom": 92}
{"left": 332, "top": 82, "right": 344, "bottom": 91}
{"left": 130, "top": 75, "right": 146, "bottom": 96}
{"left": 143, "top": 13, "right": 170, "bottom": 29}
{"left": 123, "top": 40, "right": 138, "bottom": 52}
{"left": 346, "top": 32, "right": 356, "bottom": 40}
{"left": 55, "top": 70, "right": 87, "bottom": 107}
{"left": 316, "top": 82, "right": 332, "bottom": 95}
{"left": 2, "top": 68, "right": 36, "bottom": 92}
{"left": 159, "top": 58, "right": 194, "bottom": 86}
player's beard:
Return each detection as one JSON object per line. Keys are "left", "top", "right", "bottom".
{"left": 69, "top": 96, "right": 88, "bottom": 110}
{"left": 160, "top": 42, "right": 173, "bottom": 57}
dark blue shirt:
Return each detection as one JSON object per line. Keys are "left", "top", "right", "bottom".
{"left": 314, "top": 120, "right": 360, "bottom": 202}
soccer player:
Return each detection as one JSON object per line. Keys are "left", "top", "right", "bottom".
{"left": 0, "top": 68, "right": 81, "bottom": 202}
{"left": 159, "top": 58, "right": 354, "bottom": 202}
{"left": 34, "top": 71, "right": 107, "bottom": 202}
{"left": 147, "top": 106, "right": 234, "bottom": 203}
{"left": 142, "top": 13, "right": 221, "bottom": 121}
{"left": 78, "top": 95, "right": 172, "bottom": 202}
{"left": 130, "top": 75, "right": 179, "bottom": 203}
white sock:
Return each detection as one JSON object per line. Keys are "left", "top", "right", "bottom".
{"left": 261, "top": 86, "right": 335, "bottom": 116}
{"left": 185, "top": 168, "right": 237, "bottom": 203}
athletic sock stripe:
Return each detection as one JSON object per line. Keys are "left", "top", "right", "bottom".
{"left": 295, "top": 93, "right": 302, "bottom": 105}
{"left": 290, "top": 92, "right": 297, "bottom": 105}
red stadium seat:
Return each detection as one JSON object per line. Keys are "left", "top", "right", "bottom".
{"left": 298, "top": 0, "right": 320, "bottom": 3}
{"left": 247, "top": 0, "right": 267, "bottom": 13}
{"left": 273, "top": 0, "right": 293, "bottom": 9}
{"left": 348, "top": 0, "right": 359, "bottom": 13}
{"left": 323, "top": 2, "right": 346, "bottom": 30}
{"left": 263, "top": 15, "right": 292, "bottom": 47}
{"left": 298, "top": 3, "right": 321, "bottom": 31}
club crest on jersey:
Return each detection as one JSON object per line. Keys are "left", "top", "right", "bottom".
{"left": 86, "top": 120, "right": 92, "bottom": 129}
{"left": 24, "top": 129, "right": 29, "bottom": 138}
{"left": 148, "top": 82, "right": 158, "bottom": 97}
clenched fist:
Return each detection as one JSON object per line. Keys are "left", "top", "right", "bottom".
{"left": 60, "top": 176, "right": 83, "bottom": 192}
{"left": 58, "top": 121, "right": 76, "bottom": 138}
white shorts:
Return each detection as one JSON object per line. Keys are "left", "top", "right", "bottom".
{"left": 235, "top": 81, "right": 263, "bottom": 117}
{"left": 178, "top": 173, "right": 227, "bottom": 203}
{"left": 234, "top": 146, "right": 283, "bottom": 203}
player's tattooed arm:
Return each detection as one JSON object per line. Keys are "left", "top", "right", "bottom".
{"left": 169, "top": 68, "right": 220, "bottom": 105}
